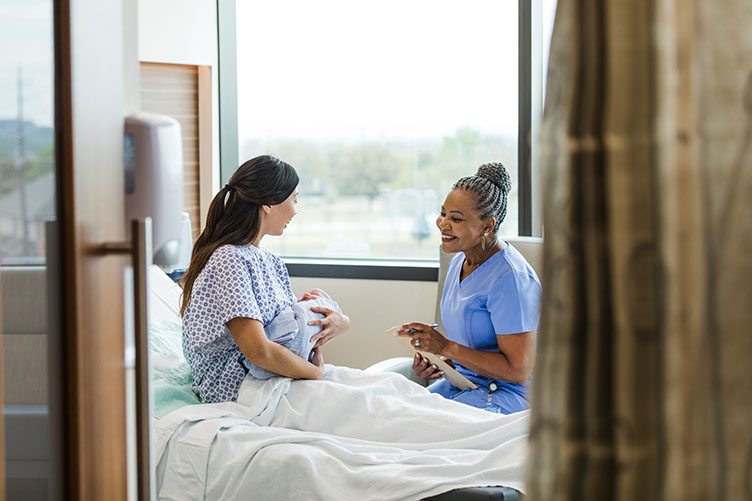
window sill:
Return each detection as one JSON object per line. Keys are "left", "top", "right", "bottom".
{"left": 282, "top": 257, "right": 439, "bottom": 281}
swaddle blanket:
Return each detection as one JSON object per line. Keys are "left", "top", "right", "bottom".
{"left": 244, "top": 297, "right": 342, "bottom": 380}
{"left": 154, "top": 365, "right": 529, "bottom": 501}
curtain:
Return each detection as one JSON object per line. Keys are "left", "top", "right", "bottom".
{"left": 527, "top": 1, "right": 752, "bottom": 500}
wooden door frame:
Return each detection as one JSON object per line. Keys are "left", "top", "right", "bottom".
{"left": 54, "top": 0, "right": 134, "bottom": 498}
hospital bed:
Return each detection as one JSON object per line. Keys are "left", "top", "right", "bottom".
{"left": 2, "top": 236, "right": 541, "bottom": 500}
{"left": 148, "top": 264, "right": 528, "bottom": 500}
{"left": 150, "top": 238, "right": 540, "bottom": 499}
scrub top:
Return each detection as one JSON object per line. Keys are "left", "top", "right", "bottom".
{"left": 182, "top": 244, "right": 295, "bottom": 403}
{"left": 430, "top": 244, "right": 541, "bottom": 413}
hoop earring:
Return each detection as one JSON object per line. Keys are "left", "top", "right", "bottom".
{"left": 481, "top": 234, "right": 486, "bottom": 251}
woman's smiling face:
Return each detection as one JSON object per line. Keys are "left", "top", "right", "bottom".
{"left": 267, "top": 188, "right": 299, "bottom": 236}
{"left": 435, "top": 188, "right": 489, "bottom": 253}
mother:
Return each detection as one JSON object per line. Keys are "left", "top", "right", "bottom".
{"left": 397, "top": 163, "right": 541, "bottom": 414}
{"left": 179, "top": 155, "right": 350, "bottom": 403}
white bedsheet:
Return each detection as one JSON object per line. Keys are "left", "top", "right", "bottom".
{"left": 155, "top": 365, "right": 529, "bottom": 501}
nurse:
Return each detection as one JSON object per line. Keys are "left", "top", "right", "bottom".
{"left": 397, "top": 162, "right": 541, "bottom": 414}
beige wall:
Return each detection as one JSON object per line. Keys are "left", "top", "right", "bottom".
{"left": 138, "top": 0, "right": 218, "bottom": 66}
{"left": 290, "top": 277, "right": 437, "bottom": 369}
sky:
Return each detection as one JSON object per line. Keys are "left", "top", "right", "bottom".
{"left": 236, "top": 0, "right": 520, "bottom": 142}
{"left": 0, "top": 0, "right": 54, "bottom": 128}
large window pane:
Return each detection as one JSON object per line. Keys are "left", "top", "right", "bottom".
{"left": 1, "top": 0, "right": 57, "bottom": 498}
{"left": 236, "top": 0, "right": 518, "bottom": 260}
{"left": 0, "top": 0, "right": 55, "bottom": 264}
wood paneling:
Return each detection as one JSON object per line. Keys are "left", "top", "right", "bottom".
{"left": 140, "top": 62, "right": 202, "bottom": 242}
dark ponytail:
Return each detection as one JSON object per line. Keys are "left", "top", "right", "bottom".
{"left": 180, "top": 155, "right": 298, "bottom": 315}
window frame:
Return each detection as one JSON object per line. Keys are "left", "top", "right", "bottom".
{"left": 216, "top": 0, "right": 539, "bottom": 280}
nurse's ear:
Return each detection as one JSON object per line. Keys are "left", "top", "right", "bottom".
{"left": 484, "top": 216, "right": 496, "bottom": 235}
{"left": 261, "top": 204, "right": 272, "bottom": 215}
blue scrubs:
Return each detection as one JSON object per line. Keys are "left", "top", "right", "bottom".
{"left": 428, "top": 244, "right": 541, "bottom": 414}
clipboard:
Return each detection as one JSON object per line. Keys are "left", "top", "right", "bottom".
{"left": 385, "top": 326, "right": 477, "bottom": 390}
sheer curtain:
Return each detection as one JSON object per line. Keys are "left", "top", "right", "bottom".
{"left": 527, "top": 1, "right": 752, "bottom": 499}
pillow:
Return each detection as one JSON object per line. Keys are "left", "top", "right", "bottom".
{"left": 149, "top": 318, "right": 201, "bottom": 419}
{"left": 148, "top": 265, "right": 182, "bottom": 324}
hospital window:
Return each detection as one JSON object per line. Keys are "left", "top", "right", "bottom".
{"left": 219, "top": 0, "right": 555, "bottom": 279}
{"left": 0, "top": 2, "right": 55, "bottom": 265}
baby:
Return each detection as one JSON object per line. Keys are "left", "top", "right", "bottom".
{"left": 243, "top": 290, "right": 342, "bottom": 380}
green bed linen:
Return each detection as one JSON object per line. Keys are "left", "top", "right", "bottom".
{"left": 149, "top": 318, "right": 201, "bottom": 419}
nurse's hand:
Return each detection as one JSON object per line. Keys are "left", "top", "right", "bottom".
{"left": 396, "top": 322, "right": 449, "bottom": 356}
{"left": 308, "top": 306, "right": 351, "bottom": 348}
{"left": 412, "top": 353, "right": 445, "bottom": 380}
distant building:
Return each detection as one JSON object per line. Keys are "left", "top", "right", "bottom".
{"left": 0, "top": 170, "right": 54, "bottom": 258}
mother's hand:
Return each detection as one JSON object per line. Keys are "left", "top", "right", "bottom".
{"left": 396, "top": 322, "right": 449, "bottom": 356}
{"left": 308, "top": 306, "right": 351, "bottom": 348}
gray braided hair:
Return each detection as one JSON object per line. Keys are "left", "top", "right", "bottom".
{"left": 453, "top": 162, "right": 511, "bottom": 233}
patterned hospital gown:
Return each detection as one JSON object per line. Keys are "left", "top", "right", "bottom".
{"left": 182, "top": 244, "right": 295, "bottom": 403}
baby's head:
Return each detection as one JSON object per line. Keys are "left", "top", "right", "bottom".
{"left": 298, "top": 289, "right": 329, "bottom": 302}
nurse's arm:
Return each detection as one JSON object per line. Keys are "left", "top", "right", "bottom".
{"left": 440, "top": 331, "right": 536, "bottom": 385}
{"left": 226, "top": 317, "right": 325, "bottom": 380}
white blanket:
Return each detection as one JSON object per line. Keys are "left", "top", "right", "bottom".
{"left": 155, "top": 365, "right": 529, "bottom": 501}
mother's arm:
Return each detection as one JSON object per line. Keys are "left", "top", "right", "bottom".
{"left": 226, "top": 317, "right": 325, "bottom": 380}
{"left": 442, "top": 331, "right": 536, "bottom": 385}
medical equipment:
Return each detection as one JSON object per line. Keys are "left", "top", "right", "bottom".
{"left": 124, "top": 112, "right": 184, "bottom": 267}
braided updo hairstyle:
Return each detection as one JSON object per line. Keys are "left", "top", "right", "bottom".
{"left": 453, "top": 162, "right": 512, "bottom": 233}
